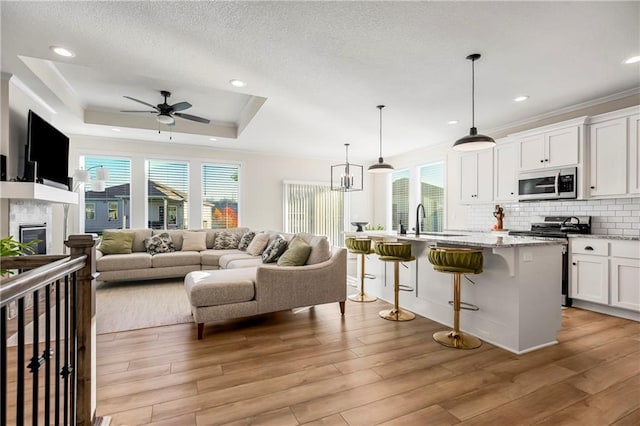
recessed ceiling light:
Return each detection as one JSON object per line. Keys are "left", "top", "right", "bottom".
{"left": 447, "top": 120, "right": 458, "bottom": 125}
{"left": 514, "top": 95, "right": 529, "bottom": 102}
{"left": 229, "top": 79, "right": 247, "bottom": 88}
{"left": 111, "top": 128, "right": 121, "bottom": 132}
{"left": 50, "top": 45, "right": 75, "bottom": 57}
{"left": 209, "top": 137, "right": 217, "bottom": 141}
{"left": 624, "top": 55, "right": 640, "bottom": 64}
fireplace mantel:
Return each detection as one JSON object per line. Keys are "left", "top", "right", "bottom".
{"left": 0, "top": 182, "right": 78, "bottom": 204}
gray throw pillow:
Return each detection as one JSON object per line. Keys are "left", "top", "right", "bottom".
{"left": 144, "top": 232, "right": 176, "bottom": 255}
{"left": 262, "top": 236, "right": 288, "bottom": 263}
{"left": 238, "top": 231, "right": 256, "bottom": 251}
{"left": 213, "top": 231, "right": 240, "bottom": 249}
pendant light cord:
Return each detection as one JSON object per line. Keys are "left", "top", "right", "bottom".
{"left": 471, "top": 57, "right": 475, "bottom": 128}
{"left": 378, "top": 105, "right": 385, "bottom": 158}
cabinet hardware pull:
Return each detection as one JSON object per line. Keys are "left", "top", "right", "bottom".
{"left": 540, "top": 160, "right": 543, "bottom": 163}
{"left": 572, "top": 262, "right": 576, "bottom": 266}
{"left": 585, "top": 246, "right": 594, "bottom": 251}
{"left": 590, "top": 186, "right": 595, "bottom": 189}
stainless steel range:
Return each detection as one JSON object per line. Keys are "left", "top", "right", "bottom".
{"left": 509, "top": 216, "right": 592, "bottom": 306}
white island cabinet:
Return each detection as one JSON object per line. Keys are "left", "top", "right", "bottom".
{"left": 345, "top": 231, "right": 565, "bottom": 354}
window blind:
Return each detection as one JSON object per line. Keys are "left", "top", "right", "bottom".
{"left": 202, "top": 163, "right": 240, "bottom": 229}
{"left": 148, "top": 160, "right": 189, "bottom": 229}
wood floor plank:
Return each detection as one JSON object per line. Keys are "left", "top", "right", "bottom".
{"left": 377, "top": 404, "right": 460, "bottom": 426}
{"left": 611, "top": 408, "right": 640, "bottom": 426}
{"left": 298, "top": 413, "right": 349, "bottom": 425}
{"left": 566, "top": 353, "right": 640, "bottom": 395}
{"left": 97, "top": 382, "right": 198, "bottom": 417}
{"left": 221, "top": 406, "right": 299, "bottom": 426}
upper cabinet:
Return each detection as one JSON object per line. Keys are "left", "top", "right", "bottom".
{"left": 460, "top": 149, "right": 493, "bottom": 204}
{"left": 494, "top": 140, "right": 518, "bottom": 202}
{"left": 586, "top": 106, "right": 640, "bottom": 198}
{"left": 518, "top": 125, "right": 580, "bottom": 171}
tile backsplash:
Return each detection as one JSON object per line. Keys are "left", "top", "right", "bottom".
{"left": 466, "top": 197, "right": 640, "bottom": 236}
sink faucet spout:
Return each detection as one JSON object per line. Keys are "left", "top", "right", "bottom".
{"left": 416, "top": 203, "right": 426, "bottom": 236}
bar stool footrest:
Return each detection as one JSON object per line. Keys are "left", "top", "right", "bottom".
{"left": 447, "top": 301, "right": 479, "bottom": 311}
{"left": 398, "top": 284, "right": 413, "bottom": 292}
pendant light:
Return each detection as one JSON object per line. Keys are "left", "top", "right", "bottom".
{"left": 368, "top": 105, "right": 394, "bottom": 173}
{"left": 452, "top": 53, "right": 495, "bottom": 151}
{"left": 331, "top": 143, "right": 363, "bottom": 192}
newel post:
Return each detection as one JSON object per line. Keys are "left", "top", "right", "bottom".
{"left": 66, "top": 234, "right": 98, "bottom": 426}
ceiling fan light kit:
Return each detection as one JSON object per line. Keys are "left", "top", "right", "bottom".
{"left": 122, "top": 90, "right": 211, "bottom": 126}
{"left": 452, "top": 53, "right": 496, "bottom": 152}
{"left": 368, "top": 104, "right": 394, "bottom": 173}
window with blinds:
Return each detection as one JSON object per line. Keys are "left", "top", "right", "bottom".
{"left": 284, "top": 182, "right": 344, "bottom": 247}
{"left": 147, "top": 160, "right": 189, "bottom": 229}
{"left": 82, "top": 156, "right": 131, "bottom": 234}
{"left": 391, "top": 169, "right": 410, "bottom": 232}
{"left": 202, "top": 163, "right": 240, "bottom": 229}
{"left": 419, "top": 161, "right": 445, "bottom": 232}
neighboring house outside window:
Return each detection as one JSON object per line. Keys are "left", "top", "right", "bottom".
{"left": 82, "top": 157, "right": 131, "bottom": 234}
{"left": 283, "top": 181, "right": 344, "bottom": 247}
{"left": 419, "top": 161, "right": 445, "bottom": 232}
{"left": 148, "top": 160, "right": 189, "bottom": 229}
{"left": 391, "top": 169, "right": 409, "bottom": 232}
{"left": 85, "top": 203, "right": 96, "bottom": 221}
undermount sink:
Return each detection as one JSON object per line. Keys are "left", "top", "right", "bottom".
{"left": 417, "top": 232, "right": 467, "bottom": 237}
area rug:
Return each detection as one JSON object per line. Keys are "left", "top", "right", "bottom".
{"left": 95, "top": 278, "right": 192, "bottom": 334}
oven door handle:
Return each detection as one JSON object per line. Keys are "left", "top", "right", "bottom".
{"left": 554, "top": 172, "right": 560, "bottom": 196}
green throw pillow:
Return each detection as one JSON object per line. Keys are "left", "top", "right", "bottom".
{"left": 277, "top": 236, "right": 312, "bottom": 266}
{"left": 99, "top": 231, "right": 135, "bottom": 255}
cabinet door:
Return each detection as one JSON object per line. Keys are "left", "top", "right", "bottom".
{"left": 546, "top": 126, "right": 579, "bottom": 168}
{"left": 460, "top": 153, "right": 478, "bottom": 203}
{"left": 629, "top": 114, "right": 640, "bottom": 194}
{"left": 570, "top": 254, "right": 608, "bottom": 304}
{"left": 519, "top": 134, "right": 545, "bottom": 171}
{"left": 610, "top": 257, "right": 640, "bottom": 311}
{"left": 495, "top": 143, "right": 517, "bottom": 201}
{"left": 589, "top": 118, "right": 627, "bottom": 197}
{"left": 476, "top": 149, "right": 494, "bottom": 202}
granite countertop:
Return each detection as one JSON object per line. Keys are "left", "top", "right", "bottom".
{"left": 344, "top": 231, "right": 565, "bottom": 248}
{"left": 567, "top": 234, "right": 640, "bottom": 241}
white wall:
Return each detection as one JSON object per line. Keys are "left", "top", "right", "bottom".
{"left": 68, "top": 136, "right": 375, "bottom": 235}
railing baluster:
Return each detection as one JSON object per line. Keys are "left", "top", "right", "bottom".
{"left": 17, "top": 298, "right": 25, "bottom": 423}
{"left": 44, "top": 284, "right": 52, "bottom": 425}
{"left": 55, "top": 279, "right": 61, "bottom": 426}
{"left": 70, "top": 273, "right": 78, "bottom": 425}
{"left": 63, "top": 276, "right": 69, "bottom": 426}
{"left": 32, "top": 288, "right": 40, "bottom": 426}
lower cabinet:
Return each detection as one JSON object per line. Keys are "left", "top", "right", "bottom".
{"left": 569, "top": 238, "right": 640, "bottom": 313}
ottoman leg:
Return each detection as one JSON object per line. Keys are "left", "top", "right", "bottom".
{"left": 197, "top": 323, "right": 204, "bottom": 340}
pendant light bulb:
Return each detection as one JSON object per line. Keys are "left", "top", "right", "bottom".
{"left": 452, "top": 53, "right": 495, "bottom": 151}
{"left": 368, "top": 105, "right": 394, "bottom": 173}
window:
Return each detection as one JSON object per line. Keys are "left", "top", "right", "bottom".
{"left": 202, "top": 163, "right": 240, "bottom": 229}
{"left": 284, "top": 182, "right": 344, "bottom": 246}
{"left": 391, "top": 169, "right": 409, "bottom": 232}
{"left": 85, "top": 203, "right": 95, "bottom": 220}
{"left": 108, "top": 202, "right": 118, "bottom": 221}
{"left": 82, "top": 156, "right": 131, "bottom": 234}
{"left": 148, "top": 160, "right": 189, "bottom": 229}
{"left": 419, "top": 161, "right": 445, "bottom": 232}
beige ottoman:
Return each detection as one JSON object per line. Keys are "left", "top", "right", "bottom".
{"left": 184, "top": 268, "right": 258, "bottom": 339}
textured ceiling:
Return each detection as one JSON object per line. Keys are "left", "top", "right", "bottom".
{"left": 1, "top": 1, "right": 639, "bottom": 161}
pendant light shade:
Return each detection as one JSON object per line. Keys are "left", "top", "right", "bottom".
{"left": 331, "top": 143, "right": 363, "bottom": 192}
{"left": 368, "top": 105, "right": 394, "bottom": 173}
{"left": 452, "top": 53, "right": 495, "bottom": 151}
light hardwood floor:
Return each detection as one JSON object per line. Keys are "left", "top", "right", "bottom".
{"left": 93, "top": 298, "right": 640, "bottom": 426}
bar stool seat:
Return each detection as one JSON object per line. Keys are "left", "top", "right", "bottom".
{"left": 345, "top": 237, "right": 377, "bottom": 302}
{"left": 428, "top": 246, "right": 483, "bottom": 349}
{"left": 375, "top": 242, "right": 415, "bottom": 321}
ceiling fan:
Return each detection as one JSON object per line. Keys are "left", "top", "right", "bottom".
{"left": 121, "top": 90, "right": 210, "bottom": 125}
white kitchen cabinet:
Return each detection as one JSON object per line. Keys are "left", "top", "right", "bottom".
{"left": 628, "top": 113, "right": 640, "bottom": 194}
{"left": 569, "top": 237, "right": 640, "bottom": 314}
{"left": 588, "top": 117, "right": 627, "bottom": 197}
{"left": 519, "top": 126, "right": 579, "bottom": 171}
{"left": 494, "top": 142, "right": 518, "bottom": 201}
{"left": 459, "top": 149, "right": 493, "bottom": 203}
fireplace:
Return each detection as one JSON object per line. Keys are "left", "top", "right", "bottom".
{"left": 19, "top": 223, "right": 47, "bottom": 254}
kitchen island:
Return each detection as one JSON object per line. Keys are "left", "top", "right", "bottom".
{"left": 344, "top": 231, "right": 566, "bottom": 354}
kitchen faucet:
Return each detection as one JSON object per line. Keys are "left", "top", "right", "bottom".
{"left": 416, "top": 203, "right": 426, "bottom": 236}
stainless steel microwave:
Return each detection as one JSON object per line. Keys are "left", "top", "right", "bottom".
{"left": 518, "top": 167, "right": 577, "bottom": 201}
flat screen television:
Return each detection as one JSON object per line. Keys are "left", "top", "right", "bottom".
{"left": 25, "top": 109, "right": 70, "bottom": 189}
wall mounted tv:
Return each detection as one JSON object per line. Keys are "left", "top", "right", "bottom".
{"left": 25, "top": 109, "right": 70, "bottom": 190}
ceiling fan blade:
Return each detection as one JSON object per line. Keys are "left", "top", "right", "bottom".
{"left": 170, "top": 101, "right": 192, "bottom": 112}
{"left": 120, "top": 110, "right": 157, "bottom": 113}
{"left": 174, "top": 112, "right": 210, "bottom": 124}
{"left": 123, "top": 95, "right": 159, "bottom": 110}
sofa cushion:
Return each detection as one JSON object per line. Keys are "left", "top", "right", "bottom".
{"left": 185, "top": 269, "right": 257, "bottom": 307}
{"left": 99, "top": 230, "right": 135, "bottom": 254}
{"left": 213, "top": 231, "right": 240, "bottom": 249}
{"left": 144, "top": 232, "right": 176, "bottom": 255}
{"left": 218, "top": 252, "right": 257, "bottom": 269}
{"left": 152, "top": 251, "right": 201, "bottom": 268}
{"left": 119, "top": 228, "right": 153, "bottom": 253}
{"left": 97, "top": 252, "right": 152, "bottom": 271}
{"left": 154, "top": 229, "right": 184, "bottom": 251}
{"left": 306, "top": 235, "right": 332, "bottom": 265}
{"left": 226, "top": 257, "right": 264, "bottom": 269}
{"left": 238, "top": 231, "right": 255, "bottom": 250}
{"left": 246, "top": 232, "right": 270, "bottom": 256}
{"left": 277, "top": 236, "right": 312, "bottom": 266}
{"left": 182, "top": 231, "right": 207, "bottom": 251}
{"left": 200, "top": 249, "right": 244, "bottom": 267}
{"left": 262, "top": 236, "right": 288, "bottom": 263}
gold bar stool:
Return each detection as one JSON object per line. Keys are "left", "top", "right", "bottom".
{"left": 428, "top": 246, "right": 483, "bottom": 349}
{"left": 345, "top": 237, "right": 377, "bottom": 302}
{"left": 375, "top": 242, "right": 415, "bottom": 321}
